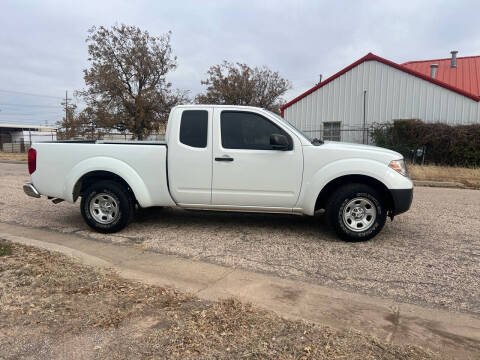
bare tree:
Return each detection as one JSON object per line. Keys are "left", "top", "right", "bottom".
{"left": 77, "top": 24, "right": 188, "bottom": 140}
{"left": 56, "top": 100, "right": 80, "bottom": 139}
{"left": 57, "top": 103, "right": 106, "bottom": 140}
{"left": 195, "top": 61, "right": 291, "bottom": 114}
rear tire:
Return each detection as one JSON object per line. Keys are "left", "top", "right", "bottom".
{"left": 325, "top": 183, "right": 386, "bottom": 241}
{"left": 80, "top": 180, "right": 134, "bottom": 233}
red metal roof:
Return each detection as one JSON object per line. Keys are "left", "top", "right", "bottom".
{"left": 281, "top": 52, "right": 480, "bottom": 115}
{"left": 402, "top": 55, "right": 480, "bottom": 97}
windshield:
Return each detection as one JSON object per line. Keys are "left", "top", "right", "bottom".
{"left": 265, "top": 110, "right": 319, "bottom": 145}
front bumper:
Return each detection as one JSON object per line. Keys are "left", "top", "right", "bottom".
{"left": 23, "top": 182, "right": 41, "bottom": 198}
{"left": 390, "top": 188, "right": 413, "bottom": 215}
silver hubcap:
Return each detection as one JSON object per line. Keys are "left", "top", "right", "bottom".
{"left": 89, "top": 193, "right": 119, "bottom": 224}
{"left": 342, "top": 197, "right": 376, "bottom": 232}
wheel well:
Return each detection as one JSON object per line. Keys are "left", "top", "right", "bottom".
{"left": 315, "top": 175, "right": 394, "bottom": 212}
{"left": 73, "top": 171, "right": 136, "bottom": 203}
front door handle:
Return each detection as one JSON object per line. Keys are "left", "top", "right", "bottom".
{"left": 215, "top": 155, "right": 234, "bottom": 162}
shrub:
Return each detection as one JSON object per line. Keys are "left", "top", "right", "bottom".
{"left": 371, "top": 120, "right": 480, "bottom": 167}
{"left": 0, "top": 241, "right": 12, "bottom": 257}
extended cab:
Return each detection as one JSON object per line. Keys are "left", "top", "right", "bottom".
{"left": 24, "top": 105, "right": 413, "bottom": 241}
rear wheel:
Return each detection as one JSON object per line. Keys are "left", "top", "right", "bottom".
{"left": 80, "top": 180, "right": 134, "bottom": 233}
{"left": 325, "top": 183, "right": 386, "bottom": 241}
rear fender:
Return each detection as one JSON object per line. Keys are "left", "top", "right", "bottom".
{"left": 64, "top": 157, "right": 153, "bottom": 207}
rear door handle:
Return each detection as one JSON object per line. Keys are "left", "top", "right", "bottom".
{"left": 215, "top": 156, "right": 234, "bottom": 162}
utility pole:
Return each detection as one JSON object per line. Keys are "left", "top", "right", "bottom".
{"left": 362, "top": 90, "right": 367, "bottom": 144}
{"left": 64, "top": 90, "right": 71, "bottom": 122}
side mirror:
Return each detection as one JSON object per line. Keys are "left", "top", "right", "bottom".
{"left": 270, "top": 133, "right": 290, "bottom": 150}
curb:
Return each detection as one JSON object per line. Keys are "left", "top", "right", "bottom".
{"left": 414, "top": 181, "right": 480, "bottom": 190}
{"left": 413, "top": 180, "right": 469, "bottom": 189}
{"left": 0, "top": 160, "right": 27, "bottom": 164}
{"left": 413, "top": 179, "right": 467, "bottom": 188}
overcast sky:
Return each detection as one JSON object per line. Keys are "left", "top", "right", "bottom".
{"left": 1, "top": 0, "right": 479, "bottom": 125}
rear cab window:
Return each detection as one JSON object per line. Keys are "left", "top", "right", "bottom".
{"left": 179, "top": 110, "right": 208, "bottom": 148}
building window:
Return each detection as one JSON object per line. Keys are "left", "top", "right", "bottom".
{"left": 323, "top": 122, "right": 341, "bottom": 141}
{"left": 179, "top": 110, "right": 208, "bottom": 148}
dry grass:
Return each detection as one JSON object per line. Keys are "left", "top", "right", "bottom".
{"left": 0, "top": 239, "right": 435, "bottom": 360}
{"left": 0, "top": 152, "right": 27, "bottom": 162}
{"left": 409, "top": 164, "right": 480, "bottom": 188}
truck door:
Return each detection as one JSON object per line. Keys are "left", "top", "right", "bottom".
{"left": 211, "top": 109, "right": 303, "bottom": 209}
{"left": 167, "top": 107, "right": 212, "bottom": 205}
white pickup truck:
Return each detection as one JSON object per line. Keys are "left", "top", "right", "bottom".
{"left": 24, "top": 105, "right": 413, "bottom": 241}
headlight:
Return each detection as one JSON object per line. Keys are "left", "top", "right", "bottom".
{"left": 389, "top": 159, "right": 408, "bottom": 177}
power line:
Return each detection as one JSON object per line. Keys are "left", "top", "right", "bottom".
{"left": 0, "top": 108, "right": 62, "bottom": 115}
{"left": 0, "top": 112, "right": 63, "bottom": 116}
{"left": 0, "top": 108, "right": 62, "bottom": 113}
{"left": 0, "top": 102, "right": 62, "bottom": 109}
{"left": 0, "top": 120, "right": 59, "bottom": 124}
{"left": 0, "top": 89, "right": 63, "bottom": 100}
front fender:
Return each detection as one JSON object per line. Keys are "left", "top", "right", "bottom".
{"left": 298, "top": 158, "right": 413, "bottom": 215}
{"left": 63, "top": 157, "right": 153, "bottom": 207}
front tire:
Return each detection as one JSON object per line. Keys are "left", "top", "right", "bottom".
{"left": 325, "top": 183, "right": 386, "bottom": 241}
{"left": 80, "top": 180, "right": 134, "bottom": 233}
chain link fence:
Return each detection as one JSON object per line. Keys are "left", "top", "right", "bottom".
{"left": 1, "top": 127, "right": 374, "bottom": 153}
{"left": 300, "top": 127, "right": 374, "bottom": 144}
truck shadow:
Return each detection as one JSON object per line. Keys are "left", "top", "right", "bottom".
{"left": 133, "top": 206, "right": 339, "bottom": 242}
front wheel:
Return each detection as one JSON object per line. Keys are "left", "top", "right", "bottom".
{"left": 325, "top": 183, "right": 387, "bottom": 241}
{"left": 80, "top": 180, "right": 134, "bottom": 233}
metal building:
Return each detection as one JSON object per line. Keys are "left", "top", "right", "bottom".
{"left": 281, "top": 52, "right": 480, "bottom": 144}
{"left": 0, "top": 123, "right": 57, "bottom": 152}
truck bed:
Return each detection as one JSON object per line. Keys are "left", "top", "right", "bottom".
{"left": 40, "top": 140, "right": 167, "bottom": 145}
{"left": 30, "top": 141, "right": 174, "bottom": 207}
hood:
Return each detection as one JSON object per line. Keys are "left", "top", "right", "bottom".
{"left": 318, "top": 141, "right": 403, "bottom": 163}
{"left": 323, "top": 141, "right": 401, "bottom": 155}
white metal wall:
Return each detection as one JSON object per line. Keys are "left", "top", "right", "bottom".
{"left": 284, "top": 60, "right": 480, "bottom": 143}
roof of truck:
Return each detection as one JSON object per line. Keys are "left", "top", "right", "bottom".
{"left": 174, "top": 104, "right": 268, "bottom": 110}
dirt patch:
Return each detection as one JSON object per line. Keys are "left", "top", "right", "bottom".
{"left": 0, "top": 240, "right": 435, "bottom": 359}
{"left": 409, "top": 164, "right": 480, "bottom": 188}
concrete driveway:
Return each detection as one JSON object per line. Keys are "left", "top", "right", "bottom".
{"left": 1, "top": 162, "right": 479, "bottom": 317}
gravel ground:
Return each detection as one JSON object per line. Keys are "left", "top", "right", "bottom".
{"left": 1, "top": 162, "right": 479, "bottom": 316}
